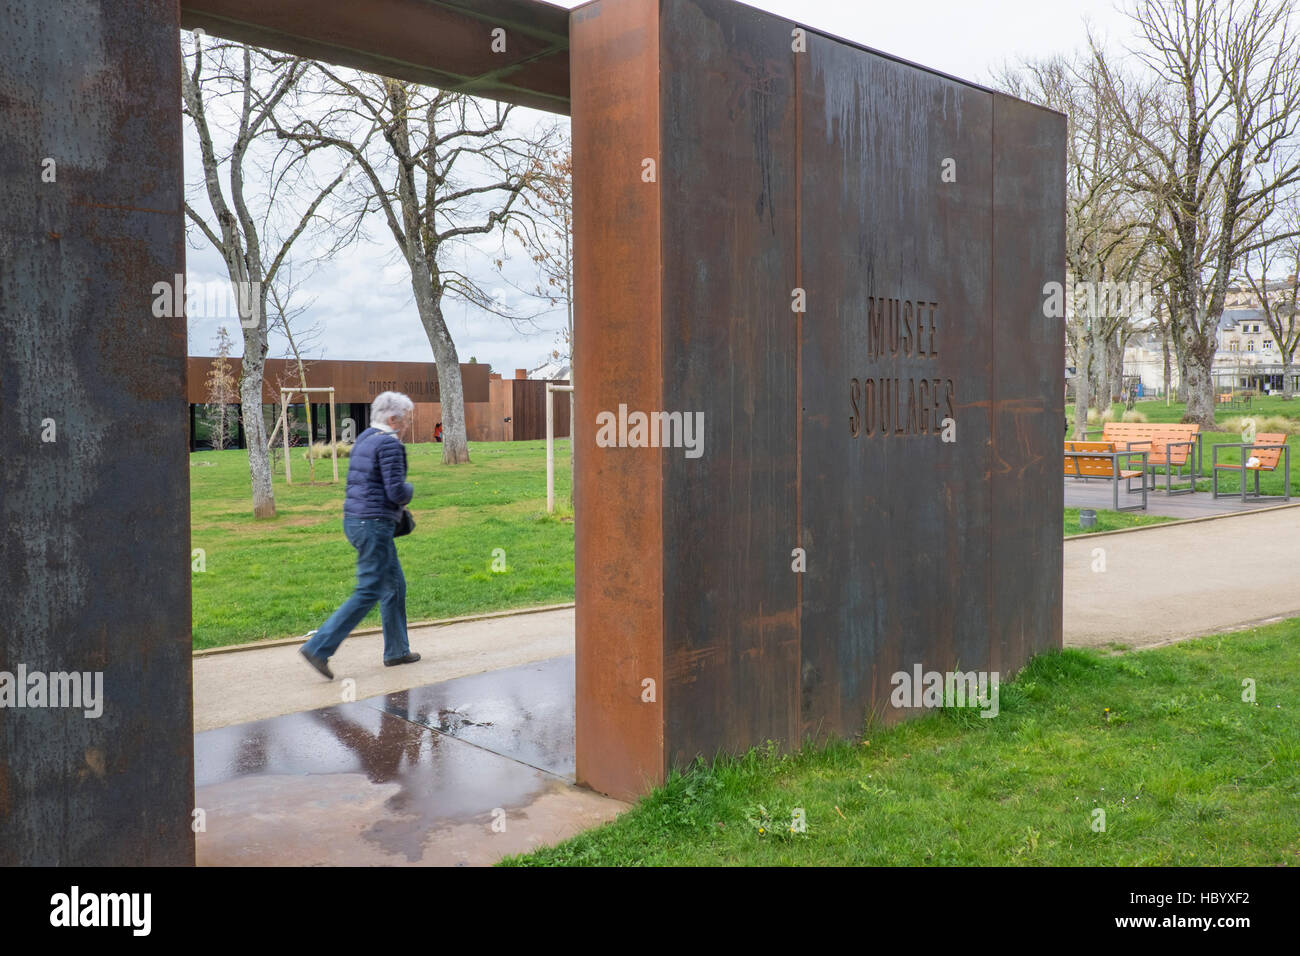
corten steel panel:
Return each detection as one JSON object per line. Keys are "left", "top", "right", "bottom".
{"left": 0, "top": 0, "right": 195, "bottom": 863}
{"left": 798, "top": 33, "right": 996, "bottom": 739}
{"left": 989, "top": 94, "right": 1065, "bottom": 669}
{"left": 659, "top": 0, "right": 800, "bottom": 766}
{"left": 185, "top": 357, "right": 489, "bottom": 404}
{"left": 180, "top": 0, "right": 571, "bottom": 115}
{"left": 509, "top": 379, "right": 570, "bottom": 440}
{"left": 571, "top": 0, "right": 665, "bottom": 800}
{"left": 573, "top": 0, "right": 1063, "bottom": 797}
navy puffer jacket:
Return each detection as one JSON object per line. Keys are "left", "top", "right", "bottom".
{"left": 343, "top": 427, "right": 413, "bottom": 521}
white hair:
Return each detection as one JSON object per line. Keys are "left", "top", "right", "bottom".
{"left": 370, "top": 391, "right": 414, "bottom": 426}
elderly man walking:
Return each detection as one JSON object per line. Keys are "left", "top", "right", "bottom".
{"left": 300, "top": 391, "right": 421, "bottom": 679}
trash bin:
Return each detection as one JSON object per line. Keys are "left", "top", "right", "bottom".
{"left": 1079, "top": 508, "right": 1097, "bottom": 530}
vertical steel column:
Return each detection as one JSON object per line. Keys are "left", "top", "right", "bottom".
{"left": 571, "top": 0, "right": 666, "bottom": 800}
{"left": 0, "top": 0, "right": 195, "bottom": 864}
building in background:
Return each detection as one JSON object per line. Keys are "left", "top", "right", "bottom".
{"left": 186, "top": 358, "right": 568, "bottom": 449}
{"left": 1122, "top": 278, "right": 1300, "bottom": 396}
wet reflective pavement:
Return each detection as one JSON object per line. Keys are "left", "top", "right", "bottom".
{"left": 194, "top": 656, "right": 626, "bottom": 866}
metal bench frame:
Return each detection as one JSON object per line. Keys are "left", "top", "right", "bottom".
{"left": 1065, "top": 448, "right": 1149, "bottom": 512}
{"left": 1115, "top": 438, "right": 1198, "bottom": 495}
{"left": 1211, "top": 441, "right": 1291, "bottom": 502}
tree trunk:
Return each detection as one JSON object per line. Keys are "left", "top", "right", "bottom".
{"left": 239, "top": 328, "right": 276, "bottom": 518}
{"left": 1182, "top": 323, "right": 1217, "bottom": 427}
{"left": 1107, "top": 334, "right": 1124, "bottom": 405}
{"left": 1073, "top": 330, "right": 1092, "bottom": 441}
{"left": 1170, "top": 330, "right": 1180, "bottom": 405}
{"left": 1090, "top": 326, "right": 1109, "bottom": 413}
{"left": 415, "top": 293, "right": 470, "bottom": 465}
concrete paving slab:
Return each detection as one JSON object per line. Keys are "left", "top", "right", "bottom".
{"left": 195, "top": 657, "right": 625, "bottom": 867}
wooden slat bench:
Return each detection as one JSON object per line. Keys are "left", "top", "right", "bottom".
{"left": 1211, "top": 433, "right": 1292, "bottom": 502}
{"left": 1064, "top": 440, "right": 1149, "bottom": 512}
{"left": 1101, "top": 422, "right": 1201, "bottom": 495}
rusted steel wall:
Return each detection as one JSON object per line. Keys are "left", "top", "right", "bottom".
{"left": 0, "top": 0, "right": 195, "bottom": 864}
{"left": 797, "top": 29, "right": 999, "bottom": 736}
{"left": 989, "top": 93, "right": 1066, "bottom": 667}
{"left": 573, "top": 0, "right": 1064, "bottom": 798}
{"left": 659, "top": 0, "right": 801, "bottom": 764}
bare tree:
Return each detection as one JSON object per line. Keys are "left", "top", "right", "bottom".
{"left": 513, "top": 140, "right": 574, "bottom": 502}
{"left": 203, "top": 326, "right": 239, "bottom": 450}
{"left": 996, "top": 53, "right": 1152, "bottom": 438}
{"left": 1241, "top": 196, "right": 1300, "bottom": 397}
{"left": 181, "top": 34, "right": 368, "bottom": 516}
{"left": 267, "top": 273, "right": 328, "bottom": 477}
{"left": 275, "top": 69, "right": 557, "bottom": 464}
{"left": 1092, "top": 0, "right": 1300, "bottom": 425}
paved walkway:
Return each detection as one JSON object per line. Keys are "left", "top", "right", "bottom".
{"left": 194, "top": 505, "right": 1300, "bottom": 865}
{"left": 1064, "top": 504, "right": 1300, "bottom": 648}
{"left": 194, "top": 606, "right": 575, "bottom": 732}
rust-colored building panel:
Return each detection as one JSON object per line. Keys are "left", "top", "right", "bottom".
{"left": 572, "top": 0, "right": 666, "bottom": 800}
{"left": 185, "top": 357, "right": 490, "bottom": 405}
{"left": 180, "top": 0, "right": 571, "bottom": 114}
{"left": 510, "top": 378, "right": 571, "bottom": 441}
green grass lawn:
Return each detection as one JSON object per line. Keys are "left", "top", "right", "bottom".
{"left": 1072, "top": 395, "right": 1300, "bottom": 424}
{"left": 505, "top": 618, "right": 1300, "bottom": 866}
{"left": 190, "top": 440, "right": 574, "bottom": 649}
{"left": 1064, "top": 507, "right": 1175, "bottom": 536}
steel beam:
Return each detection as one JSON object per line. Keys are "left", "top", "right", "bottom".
{"left": 180, "top": 0, "right": 572, "bottom": 114}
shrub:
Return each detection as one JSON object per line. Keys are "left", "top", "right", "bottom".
{"left": 303, "top": 441, "right": 353, "bottom": 460}
{"left": 1120, "top": 410, "right": 1148, "bottom": 423}
{"left": 1218, "top": 415, "right": 1300, "bottom": 437}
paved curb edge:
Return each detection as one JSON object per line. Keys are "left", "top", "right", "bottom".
{"left": 193, "top": 602, "right": 577, "bottom": 658}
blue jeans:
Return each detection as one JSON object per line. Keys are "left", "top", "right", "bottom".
{"left": 303, "top": 515, "right": 410, "bottom": 662}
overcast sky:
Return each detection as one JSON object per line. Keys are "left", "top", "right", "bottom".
{"left": 184, "top": 0, "right": 1138, "bottom": 371}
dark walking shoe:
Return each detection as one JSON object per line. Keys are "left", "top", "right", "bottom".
{"left": 300, "top": 647, "right": 334, "bottom": 680}
{"left": 384, "top": 652, "right": 422, "bottom": 667}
